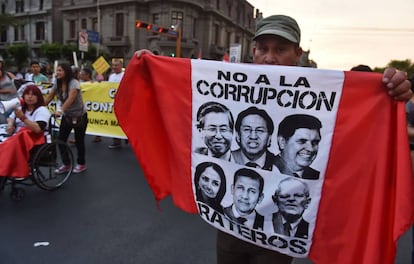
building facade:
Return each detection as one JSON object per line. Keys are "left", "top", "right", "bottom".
{"left": 0, "top": 0, "right": 256, "bottom": 66}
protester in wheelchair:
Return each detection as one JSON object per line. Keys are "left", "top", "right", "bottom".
{"left": 0, "top": 84, "right": 51, "bottom": 178}
{"left": 6, "top": 84, "right": 50, "bottom": 135}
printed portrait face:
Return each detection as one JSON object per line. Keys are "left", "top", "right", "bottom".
{"left": 237, "top": 114, "right": 271, "bottom": 160}
{"left": 231, "top": 175, "right": 263, "bottom": 215}
{"left": 276, "top": 179, "right": 310, "bottom": 217}
{"left": 201, "top": 112, "right": 233, "bottom": 157}
{"left": 279, "top": 128, "right": 320, "bottom": 171}
{"left": 198, "top": 166, "right": 222, "bottom": 199}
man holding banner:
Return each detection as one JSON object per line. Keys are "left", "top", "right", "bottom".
{"left": 122, "top": 14, "right": 413, "bottom": 264}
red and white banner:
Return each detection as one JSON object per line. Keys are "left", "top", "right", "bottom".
{"left": 115, "top": 55, "right": 414, "bottom": 263}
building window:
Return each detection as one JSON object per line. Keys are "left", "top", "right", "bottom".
{"left": 35, "top": 22, "right": 45, "bottom": 41}
{"left": 192, "top": 18, "right": 197, "bottom": 38}
{"left": 115, "top": 13, "right": 124, "bottom": 36}
{"left": 14, "top": 25, "right": 25, "bottom": 41}
{"left": 1, "top": 3, "right": 5, "bottom": 14}
{"left": 213, "top": 24, "right": 220, "bottom": 45}
{"left": 171, "top": 11, "right": 183, "bottom": 28}
{"left": 152, "top": 13, "right": 160, "bottom": 25}
{"left": 81, "top": 18, "right": 87, "bottom": 30}
{"left": 69, "top": 20, "right": 76, "bottom": 39}
{"left": 39, "top": 0, "right": 44, "bottom": 10}
{"left": 1, "top": 29, "right": 7, "bottom": 42}
{"left": 16, "top": 0, "right": 24, "bottom": 13}
{"left": 216, "top": 0, "right": 220, "bottom": 10}
{"left": 92, "top": 17, "right": 98, "bottom": 32}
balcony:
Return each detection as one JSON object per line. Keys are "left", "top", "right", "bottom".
{"left": 103, "top": 36, "right": 130, "bottom": 47}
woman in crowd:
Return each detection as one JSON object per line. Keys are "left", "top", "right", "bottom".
{"left": 6, "top": 84, "right": 50, "bottom": 135}
{"left": 45, "top": 63, "right": 88, "bottom": 174}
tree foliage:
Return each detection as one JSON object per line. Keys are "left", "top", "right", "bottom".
{"left": 5, "top": 44, "right": 30, "bottom": 70}
{"left": 0, "top": 14, "right": 21, "bottom": 30}
{"left": 373, "top": 59, "right": 414, "bottom": 78}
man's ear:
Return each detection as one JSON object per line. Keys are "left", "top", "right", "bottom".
{"left": 258, "top": 193, "right": 264, "bottom": 204}
{"left": 277, "top": 136, "right": 286, "bottom": 150}
{"left": 304, "top": 197, "right": 311, "bottom": 209}
{"left": 235, "top": 133, "right": 241, "bottom": 146}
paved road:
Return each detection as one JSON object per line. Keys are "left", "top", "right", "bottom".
{"left": 0, "top": 136, "right": 412, "bottom": 263}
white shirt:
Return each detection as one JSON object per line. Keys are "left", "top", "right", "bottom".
{"left": 108, "top": 71, "right": 124, "bottom": 83}
{"left": 10, "top": 106, "right": 51, "bottom": 132}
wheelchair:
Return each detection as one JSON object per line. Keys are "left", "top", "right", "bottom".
{"left": 0, "top": 115, "right": 74, "bottom": 201}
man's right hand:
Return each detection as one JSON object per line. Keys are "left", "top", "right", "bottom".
{"left": 134, "top": 49, "right": 154, "bottom": 59}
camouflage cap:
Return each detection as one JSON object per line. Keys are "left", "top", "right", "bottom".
{"left": 254, "top": 15, "right": 301, "bottom": 43}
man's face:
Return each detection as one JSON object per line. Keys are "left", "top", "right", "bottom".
{"left": 232, "top": 175, "right": 263, "bottom": 216}
{"left": 202, "top": 112, "right": 233, "bottom": 158}
{"left": 112, "top": 62, "right": 123, "bottom": 73}
{"left": 276, "top": 180, "right": 309, "bottom": 218}
{"left": 31, "top": 64, "right": 41, "bottom": 74}
{"left": 237, "top": 114, "right": 271, "bottom": 160}
{"left": 198, "top": 166, "right": 222, "bottom": 199}
{"left": 253, "top": 35, "right": 302, "bottom": 66}
{"left": 279, "top": 128, "right": 320, "bottom": 172}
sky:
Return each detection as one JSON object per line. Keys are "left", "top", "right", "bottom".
{"left": 249, "top": 0, "right": 414, "bottom": 70}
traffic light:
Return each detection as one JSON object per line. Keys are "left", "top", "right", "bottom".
{"left": 170, "top": 52, "right": 175, "bottom": 57}
{"left": 136, "top": 21, "right": 149, "bottom": 29}
{"left": 136, "top": 20, "right": 178, "bottom": 38}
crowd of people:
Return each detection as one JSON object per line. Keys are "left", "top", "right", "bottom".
{"left": 0, "top": 58, "right": 127, "bottom": 177}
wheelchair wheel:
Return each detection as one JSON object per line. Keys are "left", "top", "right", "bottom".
{"left": 31, "top": 140, "right": 74, "bottom": 191}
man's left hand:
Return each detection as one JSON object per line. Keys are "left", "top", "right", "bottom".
{"left": 382, "top": 67, "right": 412, "bottom": 101}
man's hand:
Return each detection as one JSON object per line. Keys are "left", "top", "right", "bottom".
{"left": 382, "top": 67, "right": 412, "bottom": 101}
{"left": 135, "top": 49, "right": 154, "bottom": 59}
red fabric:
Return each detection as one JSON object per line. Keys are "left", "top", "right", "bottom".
{"left": 115, "top": 56, "right": 414, "bottom": 263}
{"left": 309, "top": 71, "right": 414, "bottom": 263}
{"left": 0, "top": 128, "right": 45, "bottom": 177}
{"left": 115, "top": 55, "right": 194, "bottom": 212}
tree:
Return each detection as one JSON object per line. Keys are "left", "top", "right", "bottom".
{"left": 374, "top": 59, "right": 414, "bottom": 78}
{"left": 0, "top": 14, "right": 21, "bottom": 30}
{"left": 39, "top": 43, "right": 62, "bottom": 62}
{"left": 6, "top": 44, "right": 30, "bottom": 70}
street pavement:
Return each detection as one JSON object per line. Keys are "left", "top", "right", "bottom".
{"left": 0, "top": 135, "right": 412, "bottom": 264}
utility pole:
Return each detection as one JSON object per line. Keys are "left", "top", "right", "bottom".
{"left": 96, "top": 0, "right": 101, "bottom": 57}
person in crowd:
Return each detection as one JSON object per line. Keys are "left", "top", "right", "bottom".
{"left": 271, "top": 177, "right": 311, "bottom": 239}
{"left": 223, "top": 168, "right": 265, "bottom": 230}
{"left": 350, "top": 64, "right": 373, "bottom": 72}
{"left": 195, "top": 102, "right": 234, "bottom": 160}
{"left": 134, "top": 14, "right": 412, "bottom": 264}
{"left": 80, "top": 68, "right": 102, "bottom": 143}
{"left": 6, "top": 84, "right": 50, "bottom": 135}
{"left": 274, "top": 114, "right": 322, "bottom": 180}
{"left": 0, "top": 85, "right": 51, "bottom": 178}
{"left": 30, "top": 61, "right": 49, "bottom": 85}
{"left": 405, "top": 77, "right": 414, "bottom": 264}
{"left": 0, "top": 69, "right": 18, "bottom": 124}
{"left": 194, "top": 161, "right": 227, "bottom": 213}
{"left": 232, "top": 106, "right": 276, "bottom": 170}
{"left": 108, "top": 59, "right": 125, "bottom": 149}
{"left": 45, "top": 63, "right": 88, "bottom": 174}
{"left": 80, "top": 68, "right": 93, "bottom": 83}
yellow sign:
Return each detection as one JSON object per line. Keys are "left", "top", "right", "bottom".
{"left": 81, "top": 81, "right": 126, "bottom": 138}
{"left": 92, "top": 56, "right": 111, "bottom": 75}
{"left": 45, "top": 82, "right": 126, "bottom": 139}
